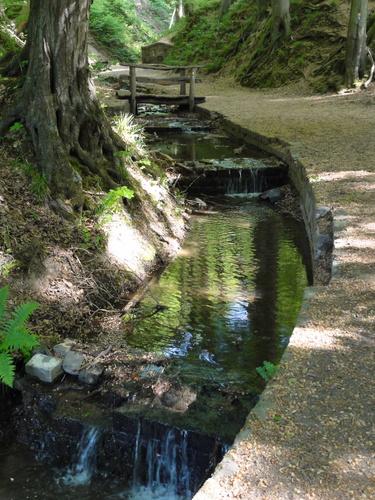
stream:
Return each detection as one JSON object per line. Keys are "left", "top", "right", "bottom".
{"left": 0, "top": 118, "right": 311, "bottom": 499}
{"left": 125, "top": 199, "right": 309, "bottom": 441}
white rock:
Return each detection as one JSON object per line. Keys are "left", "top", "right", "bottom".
{"left": 25, "top": 354, "right": 63, "bottom": 383}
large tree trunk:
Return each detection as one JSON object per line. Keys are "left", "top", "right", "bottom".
{"left": 345, "top": 0, "right": 368, "bottom": 87}
{"left": 271, "top": 0, "right": 290, "bottom": 41}
{"left": 0, "top": 0, "right": 124, "bottom": 212}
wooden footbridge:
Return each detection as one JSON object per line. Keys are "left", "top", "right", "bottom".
{"left": 115, "top": 64, "right": 205, "bottom": 114}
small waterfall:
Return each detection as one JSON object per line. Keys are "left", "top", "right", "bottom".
{"left": 58, "top": 426, "right": 101, "bottom": 486}
{"left": 226, "top": 168, "right": 265, "bottom": 195}
{"left": 131, "top": 421, "right": 192, "bottom": 499}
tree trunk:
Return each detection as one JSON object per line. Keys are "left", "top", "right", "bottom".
{"left": 345, "top": 0, "right": 368, "bottom": 87}
{"left": 271, "top": 0, "right": 290, "bottom": 41}
{"left": 219, "top": 0, "right": 231, "bottom": 19}
{"left": 0, "top": 0, "right": 124, "bottom": 212}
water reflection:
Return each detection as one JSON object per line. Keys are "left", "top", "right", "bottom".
{"left": 150, "top": 130, "right": 267, "bottom": 162}
{"left": 128, "top": 200, "right": 309, "bottom": 393}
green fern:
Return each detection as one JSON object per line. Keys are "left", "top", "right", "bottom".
{"left": 0, "top": 285, "right": 8, "bottom": 331}
{"left": 0, "top": 286, "right": 40, "bottom": 387}
{"left": 0, "top": 352, "right": 15, "bottom": 387}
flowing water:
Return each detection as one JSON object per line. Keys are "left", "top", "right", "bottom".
{"left": 0, "top": 200, "right": 309, "bottom": 500}
{"left": 124, "top": 199, "right": 310, "bottom": 441}
{"left": 130, "top": 424, "right": 192, "bottom": 500}
{"left": 0, "top": 125, "right": 311, "bottom": 499}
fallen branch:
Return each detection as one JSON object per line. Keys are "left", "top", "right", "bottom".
{"left": 83, "top": 190, "right": 107, "bottom": 196}
{"left": 121, "top": 276, "right": 160, "bottom": 315}
{"left": 0, "top": 26, "right": 25, "bottom": 48}
{"left": 79, "top": 345, "right": 112, "bottom": 371}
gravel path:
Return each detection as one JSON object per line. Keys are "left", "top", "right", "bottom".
{"left": 191, "top": 77, "right": 375, "bottom": 499}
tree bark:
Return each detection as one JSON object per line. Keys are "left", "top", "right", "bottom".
{"left": 0, "top": 0, "right": 124, "bottom": 211}
{"left": 271, "top": 0, "right": 291, "bottom": 41}
{"left": 345, "top": 0, "right": 368, "bottom": 87}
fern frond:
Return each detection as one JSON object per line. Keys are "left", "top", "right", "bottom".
{"left": 1, "top": 326, "right": 39, "bottom": 354}
{"left": 0, "top": 352, "right": 15, "bottom": 387}
{"left": 0, "top": 286, "right": 9, "bottom": 333}
{"left": 3, "top": 301, "right": 40, "bottom": 336}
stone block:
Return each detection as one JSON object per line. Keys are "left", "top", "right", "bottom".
{"left": 53, "top": 341, "right": 74, "bottom": 357}
{"left": 63, "top": 351, "right": 85, "bottom": 375}
{"left": 78, "top": 364, "right": 103, "bottom": 385}
{"left": 260, "top": 187, "right": 283, "bottom": 203}
{"left": 25, "top": 353, "right": 63, "bottom": 383}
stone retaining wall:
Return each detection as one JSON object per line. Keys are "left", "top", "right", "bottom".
{"left": 196, "top": 107, "right": 318, "bottom": 278}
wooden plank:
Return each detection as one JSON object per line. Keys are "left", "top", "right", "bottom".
{"left": 120, "top": 63, "right": 205, "bottom": 70}
{"left": 136, "top": 95, "right": 205, "bottom": 105}
{"left": 116, "top": 93, "right": 205, "bottom": 105}
{"left": 118, "top": 75, "right": 201, "bottom": 85}
{"left": 180, "top": 69, "right": 186, "bottom": 96}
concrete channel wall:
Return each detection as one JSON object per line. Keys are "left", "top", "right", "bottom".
{"left": 196, "top": 107, "right": 318, "bottom": 271}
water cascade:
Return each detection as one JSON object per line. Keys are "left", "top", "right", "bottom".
{"left": 226, "top": 167, "right": 265, "bottom": 195}
{"left": 147, "top": 126, "right": 288, "bottom": 196}
{"left": 131, "top": 422, "right": 192, "bottom": 499}
{"left": 58, "top": 427, "right": 101, "bottom": 487}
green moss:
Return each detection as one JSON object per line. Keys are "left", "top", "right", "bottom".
{"left": 167, "top": 0, "right": 346, "bottom": 89}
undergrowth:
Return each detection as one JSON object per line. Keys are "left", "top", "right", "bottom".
{"left": 166, "top": 0, "right": 349, "bottom": 91}
{"left": 89, "top": 0, "right": 171, "bottom": 62}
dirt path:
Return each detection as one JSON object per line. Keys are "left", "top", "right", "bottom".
{"left": 189, "top": 78, "right": 375, "bottom": 499}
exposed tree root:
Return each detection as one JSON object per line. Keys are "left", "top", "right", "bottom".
{"left": 0, "top": 0, "right": 126, "bottom": 214}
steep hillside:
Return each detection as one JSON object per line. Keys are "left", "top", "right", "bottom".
{"left": 166, "top": 0, "right": 375, "bottom": 92}
{"left": 89, "top": 0, "right": 172, "bottom": 62}
{"left": 0, "top": 0, "right": 172, "bottom": 63}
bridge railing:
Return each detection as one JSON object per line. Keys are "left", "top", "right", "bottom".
{"left": 117, "top": 63, "right": 205, "bottom": 114}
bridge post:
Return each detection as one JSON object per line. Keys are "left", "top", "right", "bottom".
{"left": 189, "top": 68, "right": 196, "bottom": 112}
{"left": 180, "top": 69, "right": 186, "bottom": 95}
{"left": 130, "top": 65, "right": 137, "bottom": 115}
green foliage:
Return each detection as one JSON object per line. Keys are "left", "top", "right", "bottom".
{"left": 112, "top": 113, "right": 146, "bottom": 155}
{"left": 9, "top": 121, "right": 24, "bottom": 132}
{"left": 167, "top": 0, "right": 345, "bottom": 89}
{"left": 89, "top": 0, "right": 169, "bottom": 63}
{"left": 79, "top": 223, "right": 105, "bottom": 251}
{"left": 166, "top": 0, "right": 257, "bottom": 68}
{"left": 99, "top": 186, "right": 135, "bottom": 214}
{"left": 0, "top": 286, "right": 39, "bottom": 387}
{"left": 113, "top": 150, "right": 132, "bottom": 159}
{"left": 256, "top": 361, "right": 279, "bottom": 382}
{"left": 3, "top": 0, "right": 28, "bottom": 22}
{"left": 0, "top": 1, "right": 28, "bottom": 58}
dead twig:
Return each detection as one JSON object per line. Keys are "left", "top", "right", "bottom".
{"left": 79, "top": 345, "right": 112, "bottom": 371}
